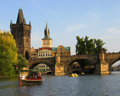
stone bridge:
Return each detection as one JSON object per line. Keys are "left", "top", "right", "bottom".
{"left": 28, "top": 49, "right": 120, "bottom": 75}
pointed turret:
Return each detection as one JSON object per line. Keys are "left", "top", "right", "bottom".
{"left": 29, "top": 20, "right": 31, "bottom": 26}
{"left": 42, "top": 22, "right": 52, "bottom": 48}
{"left": 16, "top": 8, "right": 26, "bottom": 24}
{"left": 10, "top": 19, "right": 12, "bottom": 25}
{"left": 43, "top": 22, "right": 51, "bottom": 39}
{"left": 46, "top": 22, "right": 49, "bottom": 32}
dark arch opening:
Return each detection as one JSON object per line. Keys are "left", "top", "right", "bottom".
{"left": 25, "top": 51, "right": 29, "bottom": 60}
{"left": 65, "top": 59, "right": 95, "bottom": 75}
{"left": 111, "top": 60, "right": 120, "bottom": 72}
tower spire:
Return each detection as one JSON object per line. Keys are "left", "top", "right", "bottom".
{"left": 46, "top": 21, "right": 48, "bottom": 32}
{"left": 16, "top": 8, "right": 26, "bottom": 24}
{"left": 44, "top": 22, "right": 50, "bottom": 38}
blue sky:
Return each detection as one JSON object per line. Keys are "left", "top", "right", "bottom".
{"left": 1, "top": 0, "right": 120, "bottom": 55}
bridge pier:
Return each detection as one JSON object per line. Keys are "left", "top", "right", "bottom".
{"left": 55, "top": 55, "right": 65, "bottom": 76}
{"left": 95, "top": 61, "right": 110, "bottom": 75}
{"left": 95, "top": 48, "right": 110, "bottom": 75}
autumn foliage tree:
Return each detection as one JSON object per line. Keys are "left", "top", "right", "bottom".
{"left": 0, "top": 31, "right": 18, "bottom": 76}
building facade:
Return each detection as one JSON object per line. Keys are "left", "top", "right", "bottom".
{"left": 31, "top": 47, "right": 38, "bottom": 59}
{"left": 38, "top": 47, "right": 52, "bottom": 58}
{"left": 52, "top": 45, "right": 71, "bottom": 57}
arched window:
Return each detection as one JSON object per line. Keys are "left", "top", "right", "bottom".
{"left": 25, "top": 51, "right": 29, "bottom": 60}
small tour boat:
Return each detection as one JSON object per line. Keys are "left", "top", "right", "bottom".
{"left": 81, "top": 72, "right": 85, "bottom": 75}
{"left": 20, "top": 69, "right": 44, "bottom": 86}
{"left": 69, "top": 73, "right": 78, "bottom": 77}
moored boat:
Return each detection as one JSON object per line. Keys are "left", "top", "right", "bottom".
{"left": 69, "top": 73, "right": 78, "bottom": 77}
{"left": 20, "top": 69, "right": 44, "bottom": 86}
{"left": 81, "top": 72, "right": 85, "bottom": 75}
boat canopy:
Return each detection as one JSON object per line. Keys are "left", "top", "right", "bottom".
{"left": 21, "top": 69, "right": 43, "bottom": 72}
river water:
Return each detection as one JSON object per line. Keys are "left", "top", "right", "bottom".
{"left": 0, "top": 72, "right": 120, "bottom": 96}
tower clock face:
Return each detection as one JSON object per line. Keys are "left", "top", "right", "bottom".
{"left": 45, "top": 41, "right": 48, "bottom": 45}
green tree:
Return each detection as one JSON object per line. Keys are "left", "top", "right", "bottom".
{"left": 76, "top": 36, "right": 84, "bottom": 55}
{"left": 0, "top": 31, "right": 18, "bottom": 76}
{"left": 16, "top": 54, "right": 28, "bottom": 75}
{"left": 94, "top": 39, "right": 106, "bottom": 53}
{"left": 76, "top": 36, "right": 106, "bottom": 55}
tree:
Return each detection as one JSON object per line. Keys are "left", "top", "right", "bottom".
{"left": 16, "top": 54, "right": 28, "bottom": 75}
{"left": 94, "top": 39, "right": 107, "bottom": 53}
{"left": 0, "top": 31, "right": 18, "bottom": 76}
{"left": 76, "top": 36, "right": 106, "bottom": 55}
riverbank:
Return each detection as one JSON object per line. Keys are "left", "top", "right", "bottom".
{"left": 0, "top": 75, "right": 19, "bottom": 78}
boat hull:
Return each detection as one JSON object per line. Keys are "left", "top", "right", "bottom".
{"left": 20, "top": 78, "right": 44, "bottom": 86}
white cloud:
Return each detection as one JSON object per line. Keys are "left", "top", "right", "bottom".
{"left": 107, "top": 27, "right": 120, "bottom": 34}
{"left": 66, "top": 24, "right": 85, "bottom": 32}
{"left": 101, "top": 35, "right": 113, "bottom": 39}
{"left": 107, "top": 27, "right": 116, "bottom": 32}
{"left": 101, "top": 27, "right": 120, "bottom": 39}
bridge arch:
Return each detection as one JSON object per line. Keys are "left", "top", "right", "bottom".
{"left": 29, "top": 62, "right": 54, "bottom": 74}
{"left": 64, "top": 58, "right": 95, "bottom": 74}
{"left": 29, "top": 58, "right": 55, "bottom": 75}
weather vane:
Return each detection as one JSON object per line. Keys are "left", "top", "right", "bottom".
{"left": 19, "top": 4, "right": 20, "bottom": 8}
{"left": 18, "top": 4, "right": 23, "bottom": 8}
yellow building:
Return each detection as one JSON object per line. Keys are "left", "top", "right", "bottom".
{"left": 31, "top": 47, "right": 38, "bottom": 59}
{"left": 52, "top": 45, "right": 71, "bottom": 57}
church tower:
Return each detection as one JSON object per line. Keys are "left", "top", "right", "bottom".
{"left": 10, "top": 8, "right": 31, "bottom": 60}
{"left": 42, "top": 22, "right": 52, "bottom": 48}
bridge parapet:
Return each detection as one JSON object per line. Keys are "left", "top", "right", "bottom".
{"left": 60, "top": 54, "right": 99, "bottom": 65}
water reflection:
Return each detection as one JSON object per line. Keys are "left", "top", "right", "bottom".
{"left": 0, "top": 72, "right": 120, "bottom": 96}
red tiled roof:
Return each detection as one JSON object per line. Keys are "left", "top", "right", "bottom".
{"left": 35, "top": 49, "right": 38, "bottom": 51}
{"left": 38, "top": 47, "right": 52, "bottom": 51}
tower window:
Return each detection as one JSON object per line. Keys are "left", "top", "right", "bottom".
{"left": 60, "top": 48, "right": 62, "bottom": 50}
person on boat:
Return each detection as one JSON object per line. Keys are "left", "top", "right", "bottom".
{"left": 37, "top": 73, "right": 41, "bottom": 79}
{"left": 21, "top": 75, "right": 26, "bottom": 80}
{"left": 32, "top": 74, "right": 36, "bottom": 78}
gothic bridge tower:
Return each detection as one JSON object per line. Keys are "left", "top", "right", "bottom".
{"left": 10, "top": 8, "right": 31, "bottom": 60}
